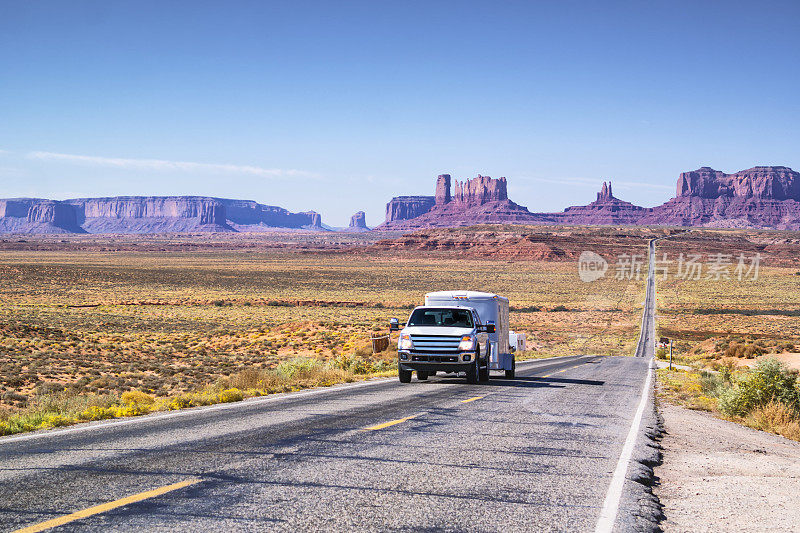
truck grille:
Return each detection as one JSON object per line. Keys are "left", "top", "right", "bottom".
{"left": 411, "top": 355, "right": 459, "bottom": 362}
{"left": 410, "top": 334, "right": 462, "bottom": 353}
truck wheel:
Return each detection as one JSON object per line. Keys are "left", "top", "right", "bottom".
{"left": 417, "top": 371, "right": 429, "bottom": 380}
{"left": 466, "top": 353, "right": 479, "bottom": 384}
{"left": 399, "top": 368, "right": 412, "bottom": 383}
{"left": 505, "top": 358, "right": 516, "bottom": 379}
{"left": 479, "top": 361, "right": 489, "bottom": 382}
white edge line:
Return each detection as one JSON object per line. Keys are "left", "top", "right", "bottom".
{"left": 594, "top": 360, "right": 654, "bottom": 533}
{"left": 0, "top": 357, "right": 577, "bottom": 446}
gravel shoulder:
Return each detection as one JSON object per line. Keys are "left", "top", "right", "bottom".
{"left": 655, "top": 402, "right": 800, "bottom": 532}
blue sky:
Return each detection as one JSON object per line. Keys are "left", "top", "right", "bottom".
{"left": 1, "top": 1, "right": 798, "bottom": 227}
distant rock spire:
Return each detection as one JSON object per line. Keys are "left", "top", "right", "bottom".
{"left": 597, "top": 181, "right": 613, "bottom": 202}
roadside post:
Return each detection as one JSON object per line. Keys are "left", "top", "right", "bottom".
{"left": 669, "top": 339, "right": 673, "bottom": 370}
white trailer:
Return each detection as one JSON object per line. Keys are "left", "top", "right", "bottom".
{"left": 423, "top": 291, "right": 515, "bottom": 377}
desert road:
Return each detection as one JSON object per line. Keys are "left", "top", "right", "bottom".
{"left": 0, "top": 354, "right": 656, "bottom": 532}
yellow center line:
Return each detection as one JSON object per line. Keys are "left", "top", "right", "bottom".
{"left": 461, "top": 396, "right": 485, "bottom": 403}
{"left": 364, "top": 414, "right": 420, "bottom": 431}
{"left": 13, "top": 478, "right": 202, "bottom": 533}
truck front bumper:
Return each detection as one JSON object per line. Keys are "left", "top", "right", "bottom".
{"left": 398, "top": 351, "right": 475, "bottom": 373}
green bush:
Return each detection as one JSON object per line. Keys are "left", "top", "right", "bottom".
{"left": 718, "top": 359, "right": 800, "bottom": 417}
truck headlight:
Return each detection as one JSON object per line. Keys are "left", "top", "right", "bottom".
{"left": 458, "top": 335, "right": 476, "bottom": 351}
{"left": 399, "top": 333, "right": 413, "bottom": 351}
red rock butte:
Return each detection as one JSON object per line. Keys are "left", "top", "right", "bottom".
{"left": 378, "top": 174, "right": 541, "bottom": 229}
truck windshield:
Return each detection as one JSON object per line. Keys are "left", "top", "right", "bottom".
{"left": 408, "top": 308, "right": 474, "bottom": 328}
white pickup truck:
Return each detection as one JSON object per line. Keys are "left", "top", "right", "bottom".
{"left": 389, "top": 291, "right": 516, "bottom": 383}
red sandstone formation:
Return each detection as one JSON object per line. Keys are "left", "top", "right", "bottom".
{"left": 378, "top": 174, "right": 543, "bottom": 229}
{"left": 380, "top": 166, "right": 800, "bottom": 230}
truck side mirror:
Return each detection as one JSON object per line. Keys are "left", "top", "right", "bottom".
{"left": 389, "top": 318, "right": 400, "bottom": 331}
{"left": 484, "top": 324, "right": 496, "bottom": 333}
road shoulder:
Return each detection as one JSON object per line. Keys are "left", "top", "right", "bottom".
{"left": 654, "top": 402, "right": 800, "bottom": 532}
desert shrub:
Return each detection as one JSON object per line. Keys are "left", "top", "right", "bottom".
{"left": 168, "top": 395, "right": 193, "bottom": 410}
{"left": 718, "top": 359, "right": 800, "bottom": 417}
{"left": 699, "top": 371, "right": 723, "bottom": 397}
{"left": 78, "top": 405, "right": 116, "bottom": 421}
{"left": 40, "top": 413, "right": 72, "bottom": 429}
{"left": 113, "top": 403, "right": 150, "bottom": 417}
{"left": 217, "top": 388, "right": 244, "bottom": 403}
{"left": 724, "top": 341, "right": 767, "bottom": 359}
{"left": 717, "top": 359, "right": 737, "bottom": 385}
{"left": 2, "top": 391, "right": 28, "bottom": 404}
{"left": 655, "top": 348, "right": 668, "bottom": 359}
{"left": 121, "top": 390, "right": 155, "bottom": 406}
{"left": 35, "top": 381, "right": 65, "bottom": 395}
{"left": 510, "top": 305, "right": 541, "bottom": 312}
{"left": 550, "top": 305, "right": 570, "bottom": 312}
{"left": 276, "top": 358, "right": 321, "bottom": 379}
{"left": 228, "top": 368, "right": 265, "bottom": 389}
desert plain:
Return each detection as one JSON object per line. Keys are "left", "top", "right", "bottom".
{"left": 1, "top": 225, "right": 799, "bottom": 434}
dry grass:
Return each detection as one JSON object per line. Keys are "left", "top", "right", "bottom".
{"left": 743, "top": 402, "right": 800, "bottom": 441}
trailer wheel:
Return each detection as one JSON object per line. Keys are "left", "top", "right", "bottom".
{"left": 505, "top": 357, "right": 516, "bottom": 379}
{"left": 399, "top": 368, "right": 412, "bottom": 383}
{"left": 417, "top": 371, "right": 429, "bottom": 380}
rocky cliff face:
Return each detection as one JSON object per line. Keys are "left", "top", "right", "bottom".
{"left": 68, "top": 197, "right": 231, "bottom": 233}
{"left": 0, "top": 196, "right": 326, "bottom": 234}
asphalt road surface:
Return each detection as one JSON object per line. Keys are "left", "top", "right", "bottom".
{"left": 0, "top": 355, "right": 653, "bottom": 532}
{"left": 634, "top": 238, "right": 658, "bottom": 359}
